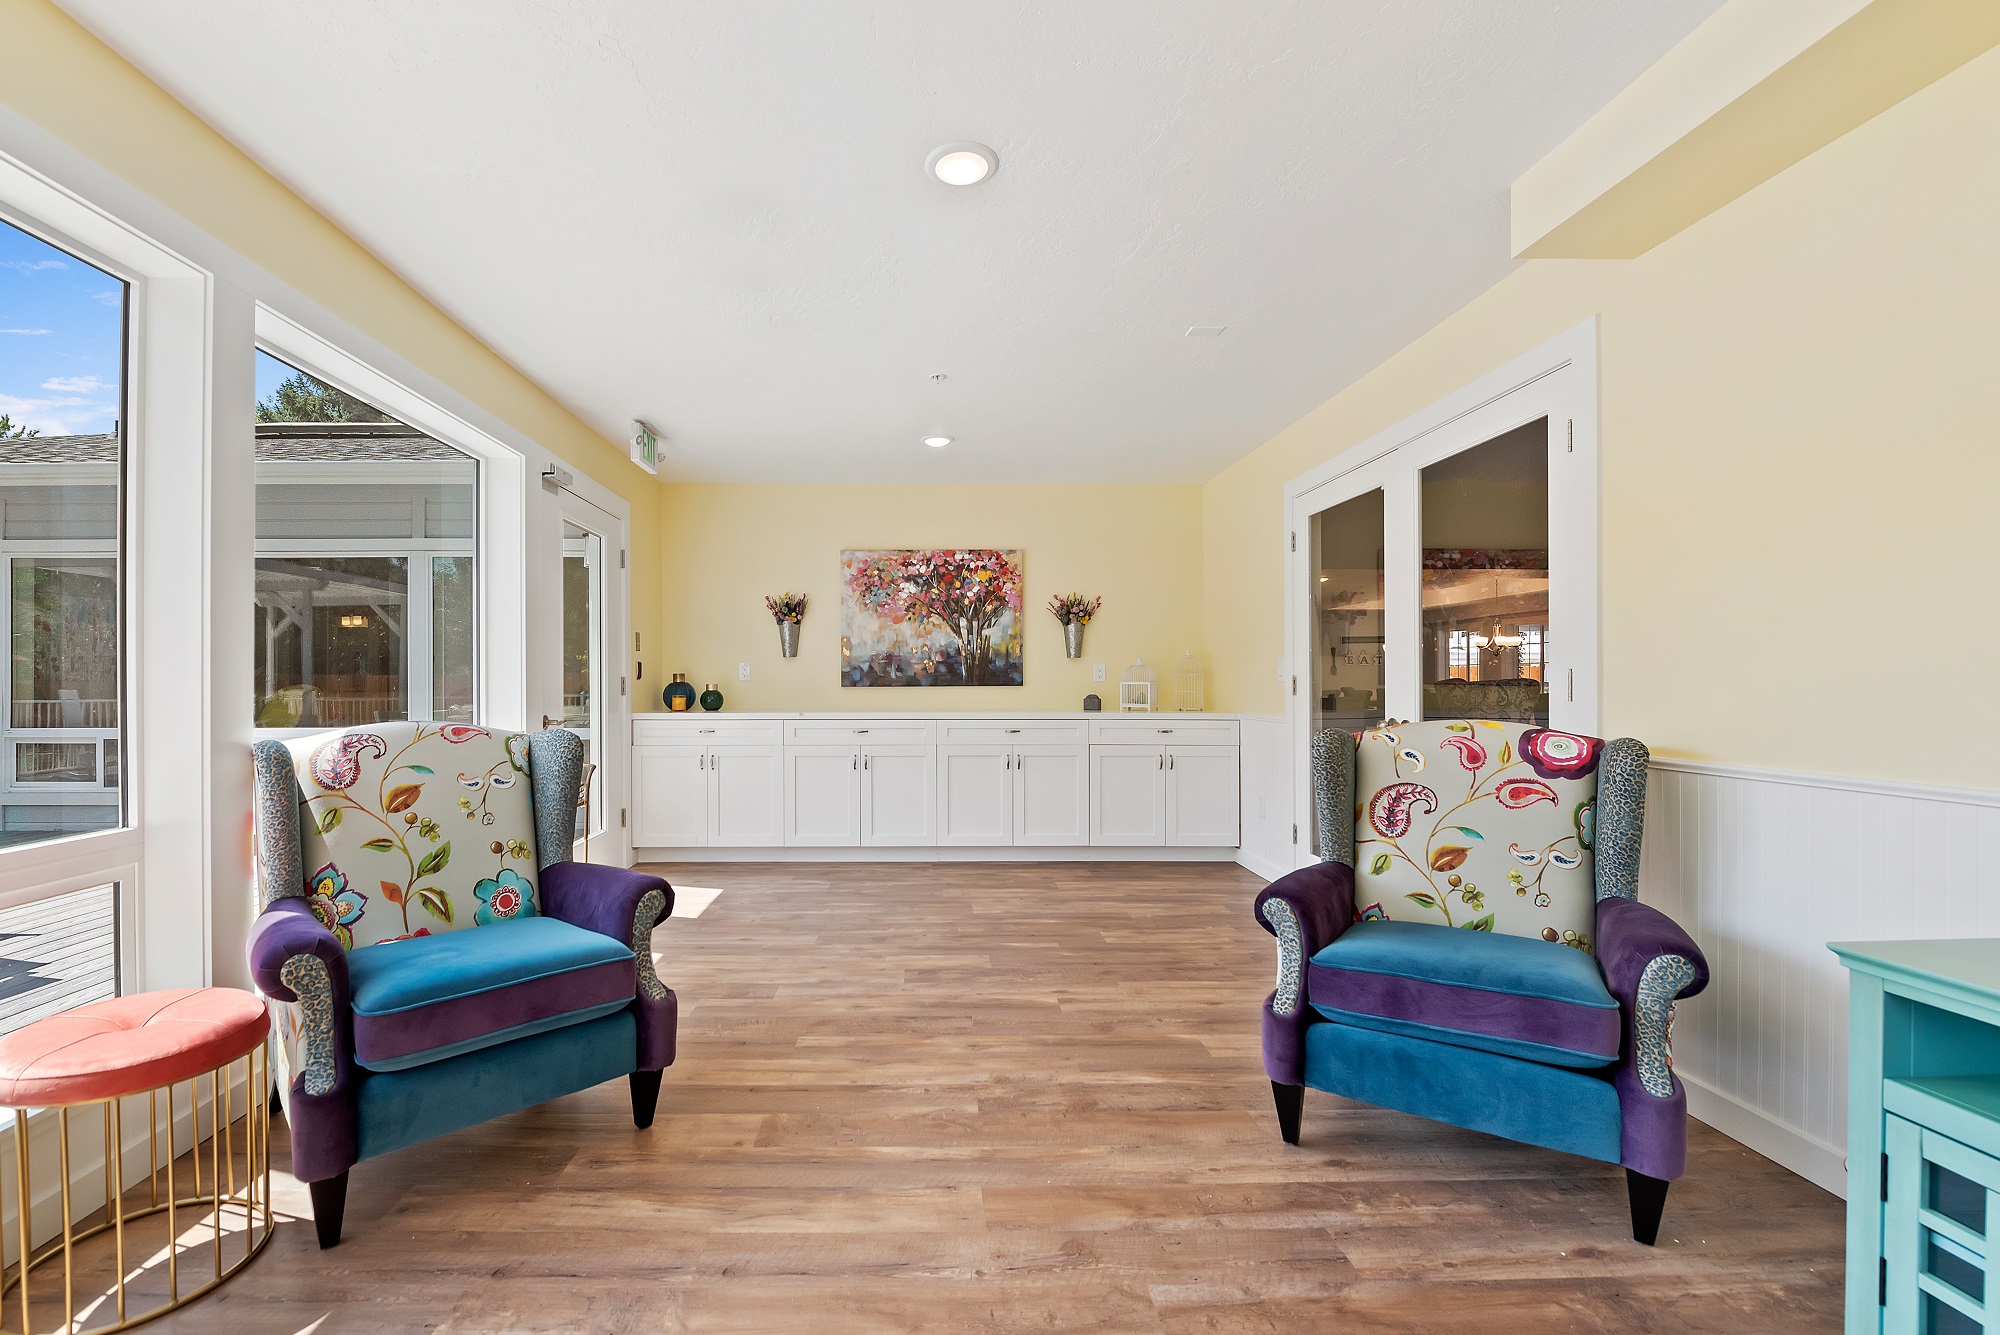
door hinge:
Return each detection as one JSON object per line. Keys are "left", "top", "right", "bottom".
{"left": 1291, "top": 823, "right": 1298, "bottom": 845}
{"left": 634, "top": 632, "right": 642, "bottom": 652}
{"left": 619, "top": 808, "right": 627, "bottom": 829}
{"left": 1290, "top": 675, "right": 1297, "bottom": 696}
{"left": 1290, "top": 531, "right": 1296, "bottom": 552}
{"left": 1878, "top": 1256, "right": 1887, "bottom": 1306}
{"left": 1566, "top": 418, "right": 1574, "bottom": 453}
{"left": 1881, "top": 1152, "right": 1890, "bottom": 1202}
{"left": 620, "top": 675, "right": 627, "bottom": 697}
{"left": 620, "top": 548, "right": 627, "bottom": 569}
{"left": 1567, "top": 668, "right": 1574, "bottom": 702}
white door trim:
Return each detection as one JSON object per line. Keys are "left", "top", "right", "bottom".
{"left": 555, "top": 488, "right": 632, "bottom": 867}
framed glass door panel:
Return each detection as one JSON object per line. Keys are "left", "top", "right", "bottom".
{"left": 560, "top": 520, "right": 605, "bottom": 836}
{"left": 1311, "top": 489, "right": 1386, "bottom": 736}
{"left": 552, "top": 487, "right": 629, "bottom": 866}
{"left": 1418, "top": 418, "right": 1551, "bottom": 726}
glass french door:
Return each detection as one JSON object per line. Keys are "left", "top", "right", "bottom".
{"left": 1291, "top": 395, "right": 1592, "bottom": 866}
{"left": 553, "top": 490, "right": 627, "bottom": 864}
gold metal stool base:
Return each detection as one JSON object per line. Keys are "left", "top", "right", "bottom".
{"left": 2, "top": 1046, "right": 273, "bottom": 1334}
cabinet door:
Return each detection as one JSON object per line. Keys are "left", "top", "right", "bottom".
{"left": 1014, "top": 745, "right": 1088, "bottom": 846}
{"left": 1090, "top": 746, "right": 1167, "bottom": 846}
{"left": 1166, "top": 745, "right": 1240, "bottom": 847}
{"left": 1884, "top": 1112, "right": 2000, "bottom": 1334}
{"left": 631, "top": 747, "right": 707, "bottom": 847}
{"left": 785, "top": 745, "right": 860, "bottom": 846}
{"left": 938, "top": 745, "right": 1012, "bottom": 846}
{"left": 708, "top": 745, "right": 784, "bottom": 847}
{"left": 861, "top": 744, "right": 936, "bottom": 846}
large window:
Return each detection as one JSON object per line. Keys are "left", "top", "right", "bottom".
{"left": 0, "top": 217, "right": 126, "bottom": 848}
{"left": 252, "top": 351, "right": 477, "bottom": 727}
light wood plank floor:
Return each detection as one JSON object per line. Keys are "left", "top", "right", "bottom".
{"left": 171, "top": 862, "right": 1843, "bottom": 1333}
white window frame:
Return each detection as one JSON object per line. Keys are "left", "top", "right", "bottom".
{"left": 1283, "top": 319, "right": 1601, "bottom": 870}
{"left": 253, "top": 308, "right": 529, "bottom": 738}
{"left": 0, "top": 149, "right": 215, "bottom": 1002}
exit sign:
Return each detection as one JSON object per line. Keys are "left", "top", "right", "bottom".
{"left": 630, "top": 420, "right": 660, "bottom": 474}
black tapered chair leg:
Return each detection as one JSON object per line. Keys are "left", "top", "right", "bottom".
{"left": 1626, "top": 1169, "right": 1670, "bottom": 1245}
{"left": 1272, "top": 1082, "right": 1304, "bottom": 1145}
{"left": 630, "top": 1069, "right": 664, "bottom": 1129}
{"left": 308, "top": 1170, "right": 348, "bottom": 1250}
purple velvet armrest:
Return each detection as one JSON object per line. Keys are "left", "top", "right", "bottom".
{"left": 1251, "top": 862, "right": 1356, "bottom": 1085}
{"left": 246, "top": 897, "right": 359, "bottom": 1183}
{"left": 249, "top": 896, "right": 347, "bottom": 1001}
{"left": 1597, "top": 897, "right": 1710, "bottom": 1180}
{"left": 539, "top": 862, "right": 679, "bottom": 1071}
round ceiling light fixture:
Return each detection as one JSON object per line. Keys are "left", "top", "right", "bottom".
{"left": 923, "top": 435, "right": 953, "bottom": 449}
{"left": 925, "top": 142, "right": 998, "bottom": 186}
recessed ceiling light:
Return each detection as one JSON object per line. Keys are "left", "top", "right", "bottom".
{"left": 926, "top": 142, "right": 998, "bottom": 186}
{"left": 923, "top": 435, "right": 953, "bottom": 448}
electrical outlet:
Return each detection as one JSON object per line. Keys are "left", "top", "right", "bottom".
{"left": 1092, "top": 663, "right": 1106, "bottom": 682}
{"left": 738, "top": 662, "right": 751, "bottom": 680}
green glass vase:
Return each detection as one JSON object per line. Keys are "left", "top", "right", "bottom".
{"left": 699, "top": 683, "right": 724, "bottom": 712}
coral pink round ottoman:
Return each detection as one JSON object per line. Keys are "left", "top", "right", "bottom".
{"left": 0, "top": 988, "right": 274, "bottom": 1334}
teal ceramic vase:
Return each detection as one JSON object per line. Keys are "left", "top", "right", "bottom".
{"left": 663, "top": 673, "right": 696, "bottom": 712}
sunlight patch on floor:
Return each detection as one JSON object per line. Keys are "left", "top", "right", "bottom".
{"left": 669, "top": 884, "right": 725, "bottom": 918}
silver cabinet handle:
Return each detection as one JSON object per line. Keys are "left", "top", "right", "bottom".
{"left": 1006, "top": 728, "right": 1021, "bottom": 734}
{"left": 855, "top": 728, "right": 870, "bottom": 734}
{"left": 698, "top": 754, "right": 705, "bottom": 770}
{"left": 699, "top": 728, "right": 715, "bottom": 734}
{"left": 851, "top": 754, "right": 857, "bottom": 769}
{"left": 1169, "top": 755, "right": 1175, "bottom": 770}
{"left": 864, "top": 755, "right": 871, "bottom": 770}
{"left": 1004, "top": 754, "right": 1012, "bottom": 770}
{"left": 711, "top": 753, "right": 719, "bottom": 771}
{"left": 1158, "top": 728, "right": 1173, "bottom": 734}
{"left": 1157, "top": 754, "right": 1163, "bottom": 769}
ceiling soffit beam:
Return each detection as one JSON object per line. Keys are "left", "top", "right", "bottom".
{"left": 1510, "top": 0, "right": 2000, "bottom": 259}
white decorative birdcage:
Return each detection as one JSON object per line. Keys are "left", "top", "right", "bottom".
{"left": 1174, "top": 650, "right": 1204, "bottom": 712}
{"left": 1118, "top": 657, "right": 1155, "bottom": 712}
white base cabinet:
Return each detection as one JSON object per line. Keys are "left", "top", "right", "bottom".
{"left": 633, "top": 714, "right": 1236, "bottom": 853}
{"left": 631, "top": 721, "right": 783, "bottom": 848}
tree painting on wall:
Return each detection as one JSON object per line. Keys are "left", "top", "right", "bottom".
{"left": 841, "top": 549, "right": 1023, "bottom": 687}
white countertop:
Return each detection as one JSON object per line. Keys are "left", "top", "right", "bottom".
{"left": 632, "top": 710, "right": 1241, "bottom": 721}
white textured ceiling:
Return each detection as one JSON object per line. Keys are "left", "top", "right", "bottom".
{"left": 59, "top": 1, "right": 1718, "bottom": 483}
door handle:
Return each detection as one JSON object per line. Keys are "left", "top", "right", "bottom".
{"left": 542, "top": 714, "right": 563, "bottom": 730}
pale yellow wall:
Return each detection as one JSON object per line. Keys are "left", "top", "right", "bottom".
{"left": 654, "top": 485, "right": 1204, "bottom": 713}
{"left": 0, "top": 0, "right": 661, "bottom": 662}
{"left": 1206, "top": 44, "right": 2000, "bottom": 788}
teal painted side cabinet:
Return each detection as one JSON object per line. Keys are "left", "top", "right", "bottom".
{"left": 1835, "top": 940, "right": 2000, "bottom": 1334}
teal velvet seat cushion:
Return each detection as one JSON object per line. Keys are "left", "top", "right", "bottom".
{"left": 357, "top": 1010, "right": 638, "bottom": 1162}
{"left": 1307, "top": 919, "right": 1620, "bottom": 1069}
{"left": 346, "top": 917, "right": 637, "bottom": 1073}
{"left": 1303, "top": 1019, "right": 1623, "bottom": 1165}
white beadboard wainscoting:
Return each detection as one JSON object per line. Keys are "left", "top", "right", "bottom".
{"left": 1233, "top": 738, "right": 2000, "bottom": 1200}
{"left": 1640, "top": 759, "right": 2000, "bottom": 1200}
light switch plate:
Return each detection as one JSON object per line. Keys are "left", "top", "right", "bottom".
{"left": 738, "top": 662, "right": 751, "bottom": 680}
{"left": 1092, "top": 663, "right": 1106, "bottom": 682}
{"left": 1277, "top": 658, "right": 1288, "bottom": 681}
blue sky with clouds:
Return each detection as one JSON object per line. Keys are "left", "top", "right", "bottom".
{"left": 0, "top": 218, "right": 125, "bottom": 436}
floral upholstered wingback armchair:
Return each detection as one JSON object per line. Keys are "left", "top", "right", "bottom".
{"left": 247, "top": 722, "right": 677, "bottom": 1248}
{"left": 1253, "top": 721, "right": 1709, "bottom": 1244}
